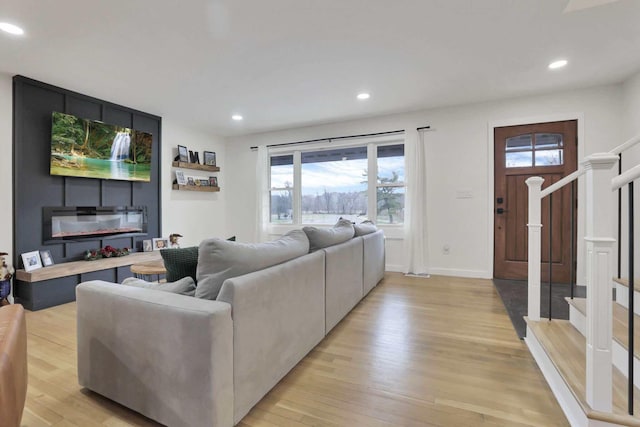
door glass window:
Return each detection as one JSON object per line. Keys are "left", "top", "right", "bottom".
{"left": 505, "top": 133, "right": 564, "bottom": 168}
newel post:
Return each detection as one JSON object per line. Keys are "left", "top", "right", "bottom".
{"left": 583, "top": 152, "right": 618, "bottom": 412}
{"left": 526, "top": 176, "right": 544, "bottom": 322}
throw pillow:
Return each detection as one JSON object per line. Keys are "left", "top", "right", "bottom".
{"left": 121, "top": 276, "right": 196, "bottom": 296}
{"left": 160, "top": 246, "right": 199, "bottom": 282}
{"left": 195, "top": 229, "right": 309, "bottom": 300}
{"left": 354, "top": 220, "right": 378, "bottom": 236}
{"left": 303, "top": 218, "right": 355, "bottom": 251}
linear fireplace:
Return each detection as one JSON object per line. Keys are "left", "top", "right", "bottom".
{"left": 43, "top": 206, "right": 148, "bottom": 244}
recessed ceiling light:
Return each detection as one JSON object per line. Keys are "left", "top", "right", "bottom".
{"left": 548, "top": 59, "right": 568, "bottom": 70}
{"left": 231, "top": 114, "right": 243, "bottom": 121}
{"left": 0, "top": 22, "right": 24, "bottom": 35}
{"left": 357, "top": 93, "right": 370, "bottom": 100}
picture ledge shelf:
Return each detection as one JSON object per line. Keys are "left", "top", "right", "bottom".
{"left": 15, "top": 251, "right": 161, "bottom": 283}
{"left": 172, "top": 184, "right": 220, "bottom": 192}
{"left": 171, "top": 161, "right": 220, "bottom": 172}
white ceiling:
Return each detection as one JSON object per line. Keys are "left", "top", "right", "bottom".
{"left": 1, "top": 0, "right": 639, "bottom": 136}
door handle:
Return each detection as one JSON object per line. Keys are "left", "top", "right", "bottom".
{"left": 497, "top": 208, "right": 508, "bottom": 214}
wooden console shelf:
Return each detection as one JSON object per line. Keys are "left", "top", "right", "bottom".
{"left": 16, "top": 251, "right": 162, "bottom": 283}
{"left": 172, "top": 184, "right": 220, "bottom": 192}
{"left": 172, "top": 161, "right": 220, "bottom": 172}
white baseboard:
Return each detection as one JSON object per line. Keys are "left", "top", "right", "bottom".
{"left": 385, "top": 264, "right": 403, "bottom": 273}
{"left": 427, "top": 267, "right": 492, "bottom": 279}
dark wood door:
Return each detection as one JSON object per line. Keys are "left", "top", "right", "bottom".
{"left": 494, "top": 120, "right": 577, "bottom": 282}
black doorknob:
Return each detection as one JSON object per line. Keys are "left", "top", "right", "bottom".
{"left": 497, "top": 208, "right": 506, "bottom": 214}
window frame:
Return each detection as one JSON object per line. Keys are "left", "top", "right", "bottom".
{"left": 267, "top": 136, "right": 405, "bottom": 232}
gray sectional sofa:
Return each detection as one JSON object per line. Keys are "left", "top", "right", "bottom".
{"left": 76, "top": 227, "right": 385, "bottom": 427}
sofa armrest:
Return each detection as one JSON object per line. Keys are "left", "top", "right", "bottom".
{"left": 76, "top": 281, "right": 233, "bottom": 427}
{"left": 363, "top": 229, "right": 385, "bottom": 294}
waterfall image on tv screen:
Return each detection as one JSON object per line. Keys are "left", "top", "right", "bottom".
{"left": 50, "top": 112, "right": 153, "bottom": 182}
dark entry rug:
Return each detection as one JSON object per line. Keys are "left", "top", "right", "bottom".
{"left": 492, "top": 279, "right": 586, "bottom": 339}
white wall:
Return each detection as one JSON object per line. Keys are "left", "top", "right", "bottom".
{"left": 225, "top": 84, "right": 623, "bottom": 279}
{"left": 161, "top": 122, "right": 227, "bottom": 248}
{"left": 0, "top": 74, "right": 13, "bottom": 299}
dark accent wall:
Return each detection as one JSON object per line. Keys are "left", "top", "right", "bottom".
{"left": 12, "top": 76, "right": 162, "bottom": 310}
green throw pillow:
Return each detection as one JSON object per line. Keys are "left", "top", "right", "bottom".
{"left": 160, "top": 237, "right": 236, "bottom": 282}
{"left": 160, "top": 246, "right": 199, "bottom": 282}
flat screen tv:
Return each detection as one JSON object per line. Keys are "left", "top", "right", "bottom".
{"left": 50, "top": 111, "right": 153, "bottom": 182}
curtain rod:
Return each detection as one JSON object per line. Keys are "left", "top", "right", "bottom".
{"left": 249, "top": 129, "right": 405, "bottom": 150}
{"left": 416, "top": 125, "right": 431, "bottom": 131}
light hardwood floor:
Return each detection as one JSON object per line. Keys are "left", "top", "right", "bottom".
{"left": 20, "top": 273, "right": 568, "bottom": 426}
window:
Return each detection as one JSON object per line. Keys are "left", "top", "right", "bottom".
{"left": 301, "top": 147, "right": 368, "bottom": 224}
{"left": 505, "top": 133, "right": 564, "bottom": 168}
{"left": 270, "top": 155, "right": 293, "bottom": 224}
{"left": 376, "top": 144, "right": 405, "bottom": 224}
{"left": 268, "top": 140, "right": 405, "bottom": 226}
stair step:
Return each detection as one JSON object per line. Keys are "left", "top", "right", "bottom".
{"left": 614, "top": 277, "right": 640, "bottom": 316}
{"left": 567, "top": 297, "right": 640, "bottom": 356}
{"left": 614, "top": 278, "right": 640, "bottom": 289}
{"left": 526, "top": 318, "right": 640, "bottom": 425}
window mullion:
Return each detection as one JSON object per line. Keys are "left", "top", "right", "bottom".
{"left": 293, "top": 151, "right": 302, "bottom": 225}
{"left": 367, "top": 143, "right": 377, "bottom": 223}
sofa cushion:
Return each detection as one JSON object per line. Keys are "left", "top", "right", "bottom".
{"left": 303, "top": 219, "right": 355, "bottom": 252}
{"left": 354, "top": 220, "right": 378, "bottom": 236}
{"left": 160, "top": 246, "right": 199, "bottom": 282}
{"left": 121, "top": 276, "right": 197, "bottom": 296}
{"left": 195, "top": 229, "right": 310, "bottom": 300}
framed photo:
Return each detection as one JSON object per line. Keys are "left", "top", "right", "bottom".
{"left": 142, "top": 239, "right": 153, "bottom": 252}
{"left": 40, "top": 250, "right": 54, "bottom": 267}
{"left": 175, "top": 170, "right": 187, "bottom": 185}
{"left": 178, "top": 145, "right": 189, "bottom": 162}
{"left": 199, "top": 179, "right": 209, "bottom": 186}
{"left": 21, "top": 251, "right": 43, "bottom": 272}
{"left": 152, "top": 238, "right": 169, "bottom": 250}
{"left": 187, "top": 176, "right": 195, "bottom": 186}
{"left": 209, "top": 176, "right": 218, "bottom": 187}
{"left": 203, "top": 151, "right": 217, "bottom": 166}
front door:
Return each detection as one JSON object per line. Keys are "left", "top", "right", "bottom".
{"left": 494, "top": 120, "right": 577, "bottom": 282}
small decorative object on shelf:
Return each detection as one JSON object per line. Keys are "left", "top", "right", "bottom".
{"left": 84, "top": 245, "right": 130, "bottom": 261}
{"left": 0, "top": 252, "right": 14, "bottom": 306}
{"left": 169, "top": 233, "right": 182, "bottom": 248}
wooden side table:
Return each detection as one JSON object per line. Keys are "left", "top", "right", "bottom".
{"left": 130, "top": 260, "right": 167, "bottom": 282}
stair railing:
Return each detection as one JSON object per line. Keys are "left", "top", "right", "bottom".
{"left": 613, "top": 165, "right": 639, "bottom": 415}
{"left": 527, "top": 153, "right": 619, "bottom": 413}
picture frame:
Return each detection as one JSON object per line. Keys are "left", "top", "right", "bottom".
{"left": 203, "top": 151, "right": 217, "bottom": 166}
{"left": 21, "top": 250, "right": 43, "bottom": 272}
{"left": 175, "top": 170, "right": 187, "bottom": 185}
{"left": 209, "top": 176, "right": 218, "bottom": 187}
{"left": 187, "top": 176, "right": 195, "bottom": 186}
{"left": 178, "top": 145, "right": 189, "bottom": 163}
{"left": 152, "top": 238, "right": 169, "bottom": 250}
{"left": 199, "top": 179, "right": 209, "bottom": 186}
{"left": 39, "top": 250, "right": 54, "bottom": 267}
{"left": 142, "top": 239, "right": 153, "bottom": 252}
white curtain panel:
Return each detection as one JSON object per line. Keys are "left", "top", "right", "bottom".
{"left": 403, "top": 130, "right": 429, "bottom": 275}
{"left": 255, "top": 145, "right": 270, "bottom": 242}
